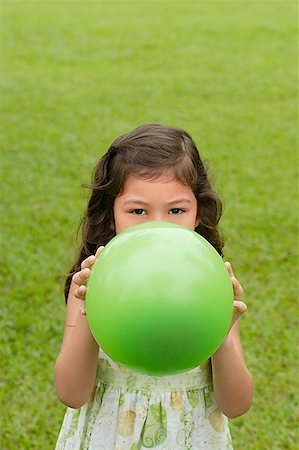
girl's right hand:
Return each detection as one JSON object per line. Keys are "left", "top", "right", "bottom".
{"left": 72, "top": 246, "right": 104, "bottom": 314}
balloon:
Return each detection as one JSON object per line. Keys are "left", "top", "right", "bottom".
{"left": 86, "top": 221, "right": 233, "bottom": 376}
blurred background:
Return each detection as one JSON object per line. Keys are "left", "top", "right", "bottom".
{"left": 1, "top": 1, "right": 298, "bottom": 448}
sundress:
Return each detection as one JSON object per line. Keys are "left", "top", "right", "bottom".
{"left": 55, "top": 348, "right": 233, "bottom": 450}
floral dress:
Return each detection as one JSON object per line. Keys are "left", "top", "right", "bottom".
{"left": 55, "top": 348, "right": 233, "bottom": 450}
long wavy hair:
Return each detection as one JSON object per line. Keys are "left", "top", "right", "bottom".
{"left": 65, "top": 123, "right": 224, "bottom": 300}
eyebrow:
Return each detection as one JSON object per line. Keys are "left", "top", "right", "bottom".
{"left": 123, "top": 199, "right": 192, "bottom": 206}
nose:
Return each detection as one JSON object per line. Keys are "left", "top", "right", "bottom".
{"left": 149, "top": 213, "right": 165, "bottom": 222}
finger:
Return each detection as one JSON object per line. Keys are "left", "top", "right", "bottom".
{"left": 224, "top": 261, "right": 235, "bottom": 278}
{"left": 81, "top": 255, "right": 96, "bottom": 270}
{"left": 72, "top": 267, "right": 91, "bottom": 287}
{"left": 80, "top": 300, "right": 86, "bottom": 315}
{"left": 74, "top": 284, "right": 87, "bottom": 300}
{"left": 95, "top": 246, "right": 105, "bottom": 258}
{"left": 81, "top": 247, "right": 104, "bottom": 271}
{"left": 233, "top": 300, "right": 247, "bottom": 316}
{"left": 231, "top": 301, "right": 247, "bottom": 327}
{"left": 232, "top": 276, "right": 244, "bottom": 300}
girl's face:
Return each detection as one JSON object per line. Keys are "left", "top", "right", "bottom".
{"left": 113, "top": 170, "right": 200, "bottom": 234}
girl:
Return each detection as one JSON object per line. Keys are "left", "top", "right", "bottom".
{"left": 55, "top": 124, "right": 253, "bottom": 449}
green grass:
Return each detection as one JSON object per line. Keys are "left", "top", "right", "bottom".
{"left": 1, "top": 1, "right": 298, "bottom": 448}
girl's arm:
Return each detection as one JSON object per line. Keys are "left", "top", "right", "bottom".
{"left": 211, "top": 263, "right": 254, "bottom": 418}
{"left": 211, "top": 321, "right": 253, "bottom": 418}
{"left": 54, "top": 255, "right": 101, "bottom": 409}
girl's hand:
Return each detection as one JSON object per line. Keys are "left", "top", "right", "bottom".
{"left": 225, "top": 261, "right": 247, "bottom": 329}
{"left": 72, "top": 246, "right": 104, "bottom": 315}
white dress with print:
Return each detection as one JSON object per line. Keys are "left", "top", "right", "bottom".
{"left": 55, "top": 348, "right": 233, "bottom": 449}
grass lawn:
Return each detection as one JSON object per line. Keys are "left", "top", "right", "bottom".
{"left": 1, "top": 1, "right": 298, "bottom": 448}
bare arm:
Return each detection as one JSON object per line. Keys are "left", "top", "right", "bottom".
{"left": 54, "top": 253, "right": 103, "bottom": 409}
{"left": 211, "top": 321, "right": 253, "bottom": 418}
{"left": 211, "top": 262, "right": 253, "bottom": 418}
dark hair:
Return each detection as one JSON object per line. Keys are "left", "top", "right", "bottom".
{"left": 65, "top": 124, "right": 224, "bottom": 300}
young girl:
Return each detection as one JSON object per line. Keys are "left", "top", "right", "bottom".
{"left": 55, "top": 124, "right": 253, "bottom": 449}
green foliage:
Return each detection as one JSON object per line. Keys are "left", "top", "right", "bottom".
{"left": 1, "top": 1, "right": 297, "bottom": 448}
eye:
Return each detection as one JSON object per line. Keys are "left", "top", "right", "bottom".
{"left": 169, "top": 208, "right": 185, "bottom": 215}
{"left": 131, "top": 209, "right": 147, "bottom": 215}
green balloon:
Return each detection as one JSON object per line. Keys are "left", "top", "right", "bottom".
{"left": 86, "top": 222, "right": 233, "bottom": 376}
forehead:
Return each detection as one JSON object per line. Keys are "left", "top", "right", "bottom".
{"left": 120, "top": 170, "right": 195, "bottom": 198}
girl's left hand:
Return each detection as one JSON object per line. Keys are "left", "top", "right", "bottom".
{"left": 225, "top": 262, "right": 247, "bottom": 329}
